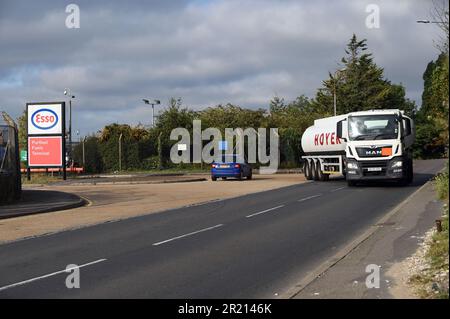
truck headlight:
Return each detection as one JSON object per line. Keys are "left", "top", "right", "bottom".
{"left": 391, "top": 160, "right": 402, "bottom": 168}
{"left": 347, "top": 162, "right": 358, "bottom": 170}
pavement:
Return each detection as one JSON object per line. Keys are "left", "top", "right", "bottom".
{"left": 0, "top": 174, "right": 208, "bottom": 220}
{"left": 291, "top": 176, "right": 444, "bottom": 299}
{"left": 0, "top": 159, "right": 445, "bottom": 298}
{"left": 0, "top": 189, "right": 86, "bottom": 219}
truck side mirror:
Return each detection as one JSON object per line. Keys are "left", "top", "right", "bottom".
{"left": 402, "top": 118, "right": 412, "bottom": 137}
{"left": 337, "top": 120, "right": 347, "bottom": 142}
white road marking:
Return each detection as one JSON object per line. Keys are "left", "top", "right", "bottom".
{"left": 246, "top": 205, "right": 285, "bottom": 218}
{"left": 0, "top": 258, "right": 107, "bottom": 292}
{"left": 153, "top": 224, "right": 224, "bottom": 246}
{"left": 330, "top": 187, "right": 346, "bottom": 192}
{"left": 297, "top": 194, "right": 322, "bottom": 202}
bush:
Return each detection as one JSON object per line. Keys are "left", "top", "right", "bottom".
{"left": 435, "top": 162, "right": 449, "bottom": 201}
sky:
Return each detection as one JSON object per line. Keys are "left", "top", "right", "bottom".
{"left": 0, "top": 0, "right": 445, "bottom": 136}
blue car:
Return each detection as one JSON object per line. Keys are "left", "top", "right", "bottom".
{"left": 211, "top": 154, "right": 253, "bottom": 181}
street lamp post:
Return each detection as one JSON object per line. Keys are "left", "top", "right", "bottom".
{"left": 417, "top": 20, "right": 446, "bottom": 24}
{"left": 331, "top": 69, "right": 345, "bottom": 116}
{"left": 64, "top": 89, "right": 75, "bottom": 166}
{"left": 143, "top": 99, "right": 161, "bottom": 127}
{"left": 417, "top": 19, "right": 449, "bottom": 52}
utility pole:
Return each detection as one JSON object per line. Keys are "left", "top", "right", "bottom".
{"left": 118, "top": 133, "right": 123, "bottom": 172}
{"left": 82, "top": 136, "right": 86, "bottom": 169}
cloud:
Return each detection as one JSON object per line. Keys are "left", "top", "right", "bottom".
{"left": 0, "top": 0, "right": 441, "bottom": 135}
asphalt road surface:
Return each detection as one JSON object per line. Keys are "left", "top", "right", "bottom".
{"left": 0, "top": 159, "right": 444, "bottom": 298}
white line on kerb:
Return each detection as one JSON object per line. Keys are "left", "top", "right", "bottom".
{"left": 0, "top": 258, "right": 107, "bottom": 292}
{"left": 331, "top": 187, "right": 346, "bottom": 192}
{"left": 297, "top": 194, "right": 322, "bottom": 202}
{"left": 153, "top": 224, "right": 224, "bottom": 246}
{"left": 246, "top": 205, "right": 285, "bottom": 218}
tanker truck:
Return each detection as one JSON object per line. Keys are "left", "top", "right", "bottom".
{"left": 301, "top": 109, "right": 415, "bottom": 186}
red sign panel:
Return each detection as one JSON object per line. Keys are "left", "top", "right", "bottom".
{"left": 28, "top": 136, "right": 63, "bottom": 167}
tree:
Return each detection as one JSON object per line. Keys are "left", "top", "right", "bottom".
{"left": 313, "top": 34, "right": 415, "bottom": 116}
{"left": 72, "top": 136, "right": 103, "bottom": 173}
{"left": 430, "top": 0, "right": 449, "bottom": 54}
{"left": 17, "top": 109, "right": 27, "bottom": 151}
{"left": 415, "top": 52, "right": 449, "bottom": 158}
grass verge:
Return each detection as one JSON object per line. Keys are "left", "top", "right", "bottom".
{"left": 409, "top": 162, "right": 449, "bottom": 299}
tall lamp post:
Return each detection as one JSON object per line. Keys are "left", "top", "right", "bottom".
{"left": 143, "top": 99, "right": 161, "bottom": 127}
{"left": 417, "top": 19, "right": 449, "bottom": 52}
{"left": 64, "top": 89, "right": 75, "bottom": 166}
{"left": 331, "top": 68, "right": 345, "bottom": 116}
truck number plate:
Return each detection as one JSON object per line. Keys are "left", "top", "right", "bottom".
{"left": 367, "top": 167, "right": 382, "bottom": 172}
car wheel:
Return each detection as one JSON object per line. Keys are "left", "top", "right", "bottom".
{"left": 247, "top": 172, "right": 252, "bottom": 180}
{"left": 212, "top": 176, "right": 217, "bottom": 181}
{"left": 222, "top": 177, "right": 227, "bottom": 180}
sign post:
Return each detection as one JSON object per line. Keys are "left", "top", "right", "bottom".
{"left": 26, "top": 102, "right": 66, "bottom": 180}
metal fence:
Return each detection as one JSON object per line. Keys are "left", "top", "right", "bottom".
{"left": 0, "top": 124, "right": 21, "bottom": 203}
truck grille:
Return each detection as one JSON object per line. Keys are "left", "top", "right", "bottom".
{"left": 360, "top": 161, "right": 388, "bottom": 176}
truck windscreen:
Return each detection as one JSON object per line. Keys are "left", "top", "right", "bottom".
{"left": 348, "top": 115, "right": 399, "bottom": 141}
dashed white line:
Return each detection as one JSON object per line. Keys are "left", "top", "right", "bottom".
{"left": 152, "top": 224, "right": 224, "bottom": 246}
{"left": 246, "top": 205, "right": 285, "bottom": 218}
{"left": 330, "top": 187, "right": 346, "bottom": 192}
{"left": 0, "top": 258, "right": 107, "bottom": 292}
{"left": 297, "top": 194, "right": 322, "bottom": 202}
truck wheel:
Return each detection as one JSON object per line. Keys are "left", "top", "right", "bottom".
{"left": 304, "top": 161, "right": 313, "bottom": 180}
{"left": 347, "top": 180, "right": 356, "bottom": 187}
{"left": 407, "top": 161, "right": 414, "bottom": 184}
{"left": 312, "top": 160, "right": 319, "bottom": 181}
{"left": 399, "top": 160, "right": 414, "bottom": 185}
{"left": 316, "top": 162, "right": 329, "bottom": 181}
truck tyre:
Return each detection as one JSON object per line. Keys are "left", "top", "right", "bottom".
{"left": 347, "top": 180, "right": 356, "bottom": 187}
{"left": 399, "top": 159, "right": 414, "bottom": 185}
{"left": 312, "top": 160, "right": 319, "bottom": 181}
{"left": 407, "top": 160, "right": 414, "bottom": 184}
{"left": 304, "top": 161, "right": 313, "bottom": 180}
{"left": 316, "top": 161, "right": 329, "bottom": 181}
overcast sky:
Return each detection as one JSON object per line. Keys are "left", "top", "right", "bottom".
{"left": 0, "top": 0, "right": 444, "bottom": 136}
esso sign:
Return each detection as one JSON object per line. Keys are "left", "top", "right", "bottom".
{"left": 32, "top": 109, "right": 58, "bottom": 130}
{"left": 27, "top": 103, "right": 63, "bottom": 135}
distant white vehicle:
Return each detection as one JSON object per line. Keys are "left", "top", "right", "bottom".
{"left": 301, "top": 109, "right": 415, "bottom": 186}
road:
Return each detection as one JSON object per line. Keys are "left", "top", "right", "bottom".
{"left": 0, "top": 159, "right": 444, "bottom": 298}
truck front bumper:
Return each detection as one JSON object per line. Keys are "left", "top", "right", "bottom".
{"left": 346, "top": 157, "right": 405, "bottom": 181}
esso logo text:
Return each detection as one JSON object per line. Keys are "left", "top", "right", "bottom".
{"left": 31, "top": 109, "right": 59, "bottom": 130}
